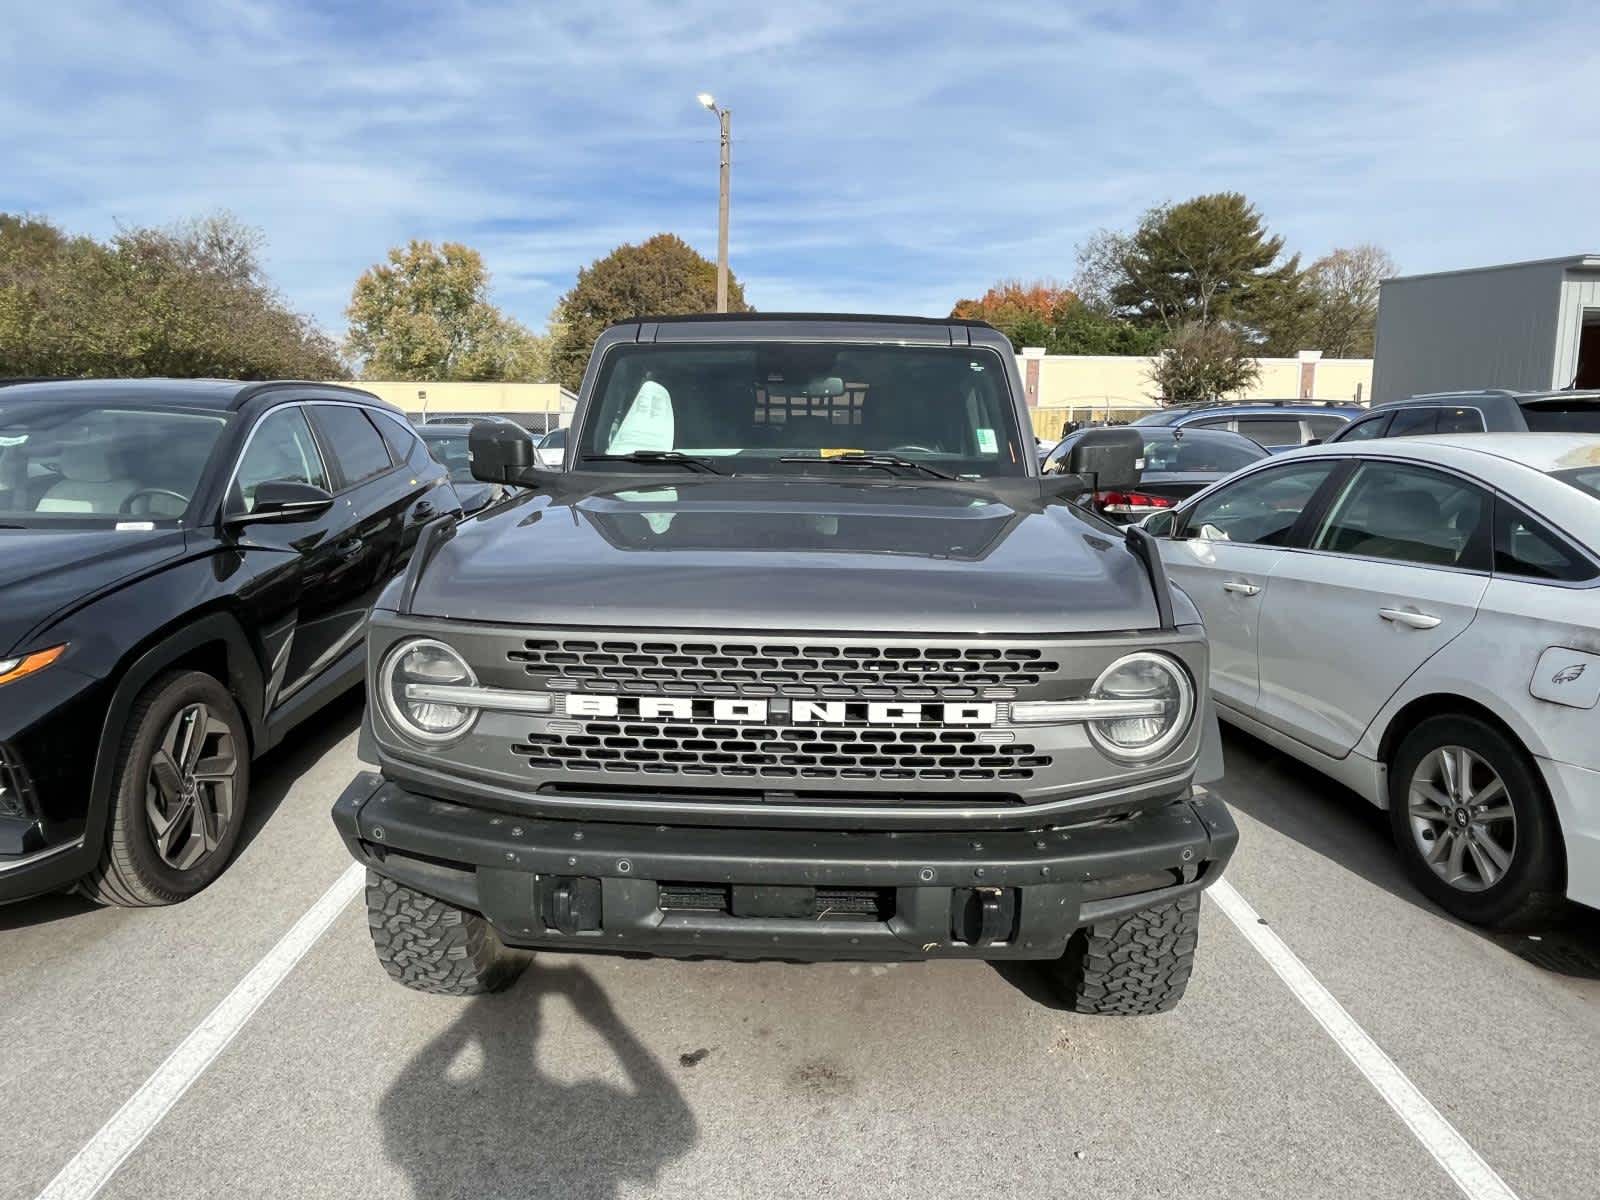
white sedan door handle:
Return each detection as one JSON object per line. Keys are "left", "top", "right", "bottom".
{"left": 1222, "top": 580, "right": 1261, "bottom": 596}
{"left": 1378, "top": 607, "right": 1442, "bottom": 630}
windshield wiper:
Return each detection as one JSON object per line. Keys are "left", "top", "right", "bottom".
{"left": 779, "top": 453, "right": 955, "bottom": 480}
{"left": 584, "top": 451, "right": 724, "bottom": 475}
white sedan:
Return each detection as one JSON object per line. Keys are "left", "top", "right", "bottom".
{"left": 1142, "top": 434, "right": 1600, "bottom": 926}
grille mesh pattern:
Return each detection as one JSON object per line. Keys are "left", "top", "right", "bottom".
{"left": 507, "top": 638, "right": 1059, "bottom": 700}
{"left": 512, "top": 721, "right": 1051, "bottom": 782}
{"left": 0, "top": 744, "right": 34, "bottom": 820}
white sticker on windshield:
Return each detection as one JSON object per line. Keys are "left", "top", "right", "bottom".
{"left": 0, "top": 434, "right": 27, "bottom": 447}
{"left": 975, "top": 428, "right": 997, "bottom": 454}
{"left": 115, "top": 521, "right": 155, "bottom": 531}
{"left": 609, "top": 380, "right": 675, "bottom": 454}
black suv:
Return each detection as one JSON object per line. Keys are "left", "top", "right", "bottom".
{"left": 0, "top": 379, "right": 459, "bottom": 906}
{"left": 334, "top": 315, "right": 1237, "bottom": 1014}
{"left": 1330, "top": 388, "right": 1600, "bottom": 441}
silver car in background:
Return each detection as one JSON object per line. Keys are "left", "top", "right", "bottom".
{"left": 1143, "top": 435, "right": 1600, "bottom": 926}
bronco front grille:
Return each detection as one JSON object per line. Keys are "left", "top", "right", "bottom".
{"left": 506, "top": 638, "right": 1060, "bottom": 701}
{"left": 511, "top": 721, "right": 1052, "bottom": 782}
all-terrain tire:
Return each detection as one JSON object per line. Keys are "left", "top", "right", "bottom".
{"left": 1045, "top": 893, "right": 1200, "bottom": 1015}
{"left": 79, "top": 670, "right": 250, "bottom": 908}
{"left": 366, "top": 872, "right": 529, "bottom": 995}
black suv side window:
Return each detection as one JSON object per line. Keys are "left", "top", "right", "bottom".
{"left": 1386, "top": 407, "right": 1439, "bottom": 437}
{"left": 374, "top": 411, "right": 433, "bottom": 470}
{"left": 1336, "top": 413, "right": 1392, "bottom": 441}
{"left": 310, "top": 404, "right": 393, "bottom": 488}
{"left": 1181, "top": 460, "right": 1340, "bottom": 546}
{"left": 232, "top": 406, "right": 329, "bottom": 512}
{"left": 1494, "top": 500, "right": 1596, "bottom": 582}
{"left": 1433, "top": 406, "right": 1486, "bottom": 434}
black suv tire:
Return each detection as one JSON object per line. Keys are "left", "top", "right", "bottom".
{"left": 80, "top": 670, "right": 250, "bottom": 907}
{"left": 1043, "top": 893, "right": 1199, "bottom": 1015}
{"left": 366, "top": 872, "right": 529, "bottom": 995}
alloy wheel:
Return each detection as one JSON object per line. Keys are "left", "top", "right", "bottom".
{"left": 1407, "top": 746, "right": 1516, "bottom": 893}
{"left": 144, "top": 702, "right": 239, "bottom": 871}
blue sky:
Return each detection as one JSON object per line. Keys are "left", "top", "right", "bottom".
{"left": 3, "top": 1, "right": 1598, "bottom": 338}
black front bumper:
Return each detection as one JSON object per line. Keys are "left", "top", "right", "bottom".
{"left": 333, "top": 773, "right": 1238, "bottom": 962}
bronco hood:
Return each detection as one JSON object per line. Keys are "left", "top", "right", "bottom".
{"left": 0, "top": 526, "right": 189, "bottom": 654}
{"left": 406, "top": 479, "right": 1159, "bottom": 635}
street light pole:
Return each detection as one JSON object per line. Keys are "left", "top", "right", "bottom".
{"left": 698, "top": 93, "right": 731, "bottom": 313}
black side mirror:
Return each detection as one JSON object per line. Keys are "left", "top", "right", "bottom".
{"left": 1065, "top": 427, "right": 1144, "bottom": 494}
{"left": 227, "top": 480, "right": 334, "bottom": 526}
{"left": 470, "top": 420, "right": 542, "bottom": 485}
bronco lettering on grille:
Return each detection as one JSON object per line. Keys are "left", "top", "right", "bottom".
{"left": 563, "top": 695, "right": 997, "bottom": 725}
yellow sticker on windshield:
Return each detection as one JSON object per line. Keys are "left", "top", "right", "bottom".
{"left": 819, "top": 448, "right": 865, "bottom": 458}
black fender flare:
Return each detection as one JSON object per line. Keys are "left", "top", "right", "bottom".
{"left": 81, "top": 612, "right": 266, "bottom": 860}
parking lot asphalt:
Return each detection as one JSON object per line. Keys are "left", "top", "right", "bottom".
{"left": 4, "top": 697, "right": 1598, "bottom": 1200}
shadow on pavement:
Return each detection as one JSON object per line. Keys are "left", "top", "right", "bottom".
{"left": 0, "top": 687, "right": 365, "bottom": 932}
{"left": 234, "top": 685, "right": 365, "bottom": 858}
{"left": 1217, "top": 725, "right": 1600, "bottom": 982}
{"left": 380, "top": 960, "right": 697, "bottom": 1199}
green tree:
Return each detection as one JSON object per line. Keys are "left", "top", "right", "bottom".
{"left": 1, "top": 213, "right": 345, "bottom": 379}
{"left": 1103, "top": 193, "right": 1301, "bottom": 336}
{"left": 345, "top": 240, "right": 548, "bottom": 381}
{"left": 1146, "top": 322, "right": 1261, "bottom": 405}
{"left": 550, "top": 234, "right": 750, "bottom": 390}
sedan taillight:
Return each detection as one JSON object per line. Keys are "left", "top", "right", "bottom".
{"left": 1096, "top": 490, "right": 1175, "bottom": 516}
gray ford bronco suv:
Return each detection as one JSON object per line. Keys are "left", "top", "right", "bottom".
{"left": 332, "top": 314, "right": 1236, "bottom": 1014}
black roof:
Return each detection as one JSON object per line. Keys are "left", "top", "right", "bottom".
{"left": 0, "top": 378, "right": 386, "bottom": 411}
{"left": 620, "top": 312, "right": 999, "bottom": 330}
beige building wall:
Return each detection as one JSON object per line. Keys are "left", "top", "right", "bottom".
{"left": 1022, "top": 351, "right": 1373, "bottom": 438}
{"left": 333, "top": 381, "right": 577, "bottom": 426}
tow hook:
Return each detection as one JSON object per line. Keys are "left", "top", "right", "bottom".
{"left": 952, "top": 885, "right": 1018, "bottom": 945}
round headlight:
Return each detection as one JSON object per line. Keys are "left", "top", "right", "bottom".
{"left": 380, "top": 638, "right": 478, "bottom": 744}
{"left": 1086, "top": 651, "right": 1194, "bottom": 762}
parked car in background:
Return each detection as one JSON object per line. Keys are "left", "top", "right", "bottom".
{"left": 1134, "top": 401, "right": 1363, "bottom": 451}
{"left": 0, "top": 379, "right": 460, "bottom": 907}
{"left": 1042, "top": 425, "right": 1268, "bottom": 522}
{"left": 417, "top": 420, "right": 518, "bottom": 515}
{"left": 535, "top": 425, "right": 567, "bottom": 469}
{"left": 1328, "top": 389, "right": 1600, "bottom": 442}
{"left": 1141, "top": 434, "right": 1600, "bottom": 927}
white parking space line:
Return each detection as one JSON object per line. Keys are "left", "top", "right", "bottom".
{"left": 34, "top": 864, "right": 366, "bottom": 1200}
{"left": 1209, "top": 878, "right": 1518, "bottom": 1200}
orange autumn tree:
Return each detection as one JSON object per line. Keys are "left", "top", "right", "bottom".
{"left": 950, "top": 280, "right": 1077, "bottom": 348}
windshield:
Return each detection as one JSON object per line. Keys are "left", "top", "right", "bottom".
{"left": 0, "top": 403, "right": 227, "bottom": 524}
{"left": 1139, "top": 430, "right": 1267, "bottom": 473}
{"left": 541, "top": 427, "right": 567, "bottom": 449}
{"left": 1522, "top": 400, "right": 1600, "bottom": 433}
{"left": 1554, "top": 465, "right": 1600, "bottom": 501}
{"left": 579, "top": 343, "right": 1027, "bottom": 477}
{"left": 421, "top": 432, "right": 474, "bottom": 482}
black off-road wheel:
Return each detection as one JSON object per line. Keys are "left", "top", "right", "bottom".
{"left": 1387, "top": 715, "right": 1561, "bottom": 929}
{"left": 366, "top": 872, "right": 529, "bottom": 995}
{"left": 79, "top": 670, "right": 250, "bottom": 907}
{"left": 1043, "top": 893, "right": 1200, "bottom": 1015}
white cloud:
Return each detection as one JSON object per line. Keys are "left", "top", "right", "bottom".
{"left": 4, "top": 0, "right": 1597, "bottom": 336}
